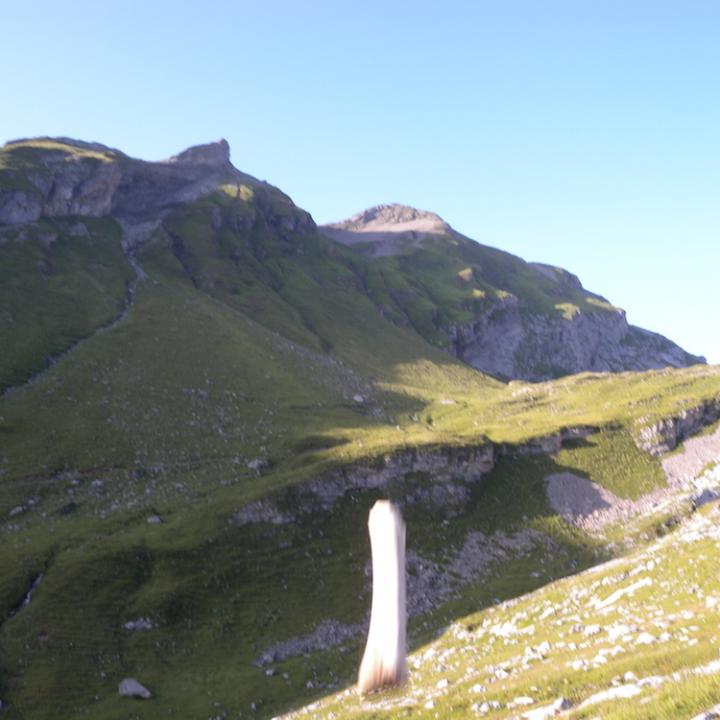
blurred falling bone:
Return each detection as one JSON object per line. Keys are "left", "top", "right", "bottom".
{"left": 358, "top": 500, "right": 407, "bottom": 694}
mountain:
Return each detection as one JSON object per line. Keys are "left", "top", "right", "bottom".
{"left": 0, "top": 137, "right": 718, "bottom": 719}
{"left": 0, "top": 139, "right": 702, "bottom": 385}
{"left": 321, "top": 204, "right": 705, "bottom": 381}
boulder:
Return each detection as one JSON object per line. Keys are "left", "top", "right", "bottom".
{"left": 118, "top": 677, "right": 151, "bottom": 699}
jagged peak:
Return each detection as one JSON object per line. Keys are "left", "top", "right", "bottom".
{"left": 168, "top": 139, "right": 231, "bottom": 167}
{"left": 325, "top": 203, "right": 452, "bottom": 235}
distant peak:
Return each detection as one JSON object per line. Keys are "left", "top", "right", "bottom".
{"left": 168, "top": 139, "right": 231, "bottom": 167}
{"left": 326, "top": 203, "right": 451, "bottom": 235}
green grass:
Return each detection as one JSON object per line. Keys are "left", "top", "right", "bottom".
{"left": 1, "top": 165, "right": 720, "bottom": 719}
{"left": 0, "top": 217, "right": 134, "bottom": 391}
{"left": 557, "top": 428, "right": 666, "bottom": 499}
{"left": 295, "top": 501, "right": 720, "bottom": 720}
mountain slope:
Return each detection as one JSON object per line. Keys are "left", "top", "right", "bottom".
{"left": 0, "top": 138, "right": 719, "bottom": 719}
{"left": 321, "top": 204, "right": 704, "bottom": 380}
{"left": 284, "top": 475, "right": 720, "bottom": 720}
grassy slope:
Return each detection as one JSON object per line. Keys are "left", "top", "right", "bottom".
{"left": 0, "top": 217, "right": 133, "bottom": 391}
{"left": 294, "top": 495, "right": 720, "bottom": 720}
{"left": 352, "top": 231, "right": 618, "bottom": 351}
{"left": 0, "top": 180, "right": 719, "bottom": 718}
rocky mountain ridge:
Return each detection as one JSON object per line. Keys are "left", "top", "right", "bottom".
{"left": 0, "top": 137, "right": 313, "bottom": 251}
{"left": 0, "top": 137, "right": 706, "bottom": 382}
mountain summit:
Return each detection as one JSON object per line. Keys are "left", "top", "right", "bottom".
{"left": 320, "top": 204, "right": 451, "bottom": 258}
{"left": 168, "top": 138, "right": 232, "bottom": 167}
{"left": 325, "top": 203, "right": 451, "bottom": 235}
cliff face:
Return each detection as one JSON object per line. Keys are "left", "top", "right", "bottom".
{"left": 0, "top": 137, "right": 314, "bottom": 247}
{"left": 451, "top": 298, "right": 703, "bottom": 381}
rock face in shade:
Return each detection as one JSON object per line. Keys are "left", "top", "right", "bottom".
{"left": 0, "top": 137, "right": 314, "bottom": 248}
{"left": 321, "top": 204, "right": 705, "bottom": 380}
{"left": 0, "top": 138, "right": 236, "bottom": 229}
{"left": 358, "top": 500, "right": 407, "bottom": 694}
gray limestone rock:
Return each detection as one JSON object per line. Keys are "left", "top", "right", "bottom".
{"left": 452, "top": 303, "right": 704, "bottom": 382}
{"left": 118, "top": 677, "right": 151, "bottom": 699}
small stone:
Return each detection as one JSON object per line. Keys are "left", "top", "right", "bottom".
{"left": 436, "top": 678, "right": 449, "bottom": 689}
{"left": 146, "top": 514, "right": 162, "bottom": 524}
{"left": 477, "top": 700, "right": 501, "bottom": 713}
{"left": 636, "top": 632, "right": 656, "bottom": 645}
{"left": 118, "top": 677, "right": 151, "bottom": 699}
{"left": 424, "top": 700, "right": 435, "bottom": 709}
{"left": 521, "top": 697, "right": 572, "bottom": 719}
{"left": 584, "top": 624, "right": 602, "bottom": 637}
{"left": 608, "top": 624, "right": 634, "bottom": 641}
{"left": 9, "top": 505, "right": 25, "bottom": 517}
{"left": 353, "top": 394, "right": 364, "bottom": 403}
{"left": 123, "top": 618, "right": 154, "bottom": 631}
{"left": 265, "top": 668, "right": 276, "bottom": 677}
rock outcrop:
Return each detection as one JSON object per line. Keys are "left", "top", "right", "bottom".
{"left": 234, "top": 426, "right": 596, "bottom": 527}
{"left": 321, "top": 203, "right": 450, "bottom": 257}
{"left": 0, "top": 137, "right": 314, "bottom": 248}
{"left": 635, "top": 397, "right": 720, "bottom": 455}
{"left": 452, "top": 299, "right": 704, "bottom": 380}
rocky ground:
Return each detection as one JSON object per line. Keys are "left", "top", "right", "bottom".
{"left": 545, "top": 425, "right": 720, "bottom": 534}
{"left": 281, "top": 465, "right": 720, "bottom": 719}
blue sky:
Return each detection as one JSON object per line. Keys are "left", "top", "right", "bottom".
{"left": 3, "top": 1, "right": 718, "bottom": 362}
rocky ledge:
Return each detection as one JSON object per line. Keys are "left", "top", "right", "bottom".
{"left": 634, "top": 397, "right": 720, "bottom": 456}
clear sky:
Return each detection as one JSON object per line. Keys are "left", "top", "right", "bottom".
{"left": 2, "top": 1, "right": 718, "bottom": 362}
